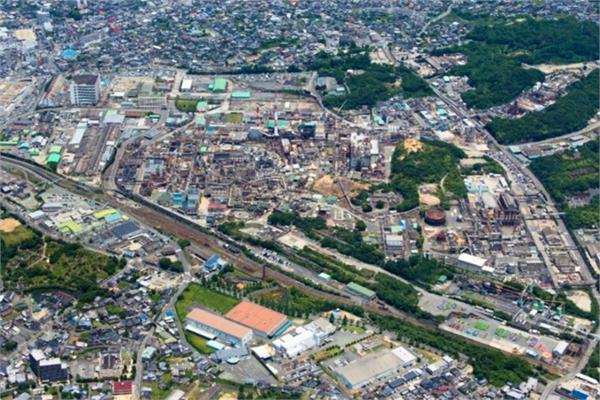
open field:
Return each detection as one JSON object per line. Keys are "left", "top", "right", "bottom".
{"left": 566, "top": 290, "right": 592, "bottom": 313}
{"left": 175, "top": 98, "right": 199, "bottom": 113}
{"left": 175, "top": 283, "right": 239, "bottom": 321}
{"left": 312, "top": 175, "right": 369, "bottom": 199}
{"left": 185, "top": 332, "right": 214, "bottom": 354}
{"left": 225, "top": 112, "right": 243, "bottom": 124}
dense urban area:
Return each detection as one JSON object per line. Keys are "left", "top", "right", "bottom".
{"left": 0, "top": 0, "right": 599, "bottom": 400}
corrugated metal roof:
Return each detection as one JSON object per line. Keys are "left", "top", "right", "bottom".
{"left": 186, "top": 308, "right": 251, "bottom": 340}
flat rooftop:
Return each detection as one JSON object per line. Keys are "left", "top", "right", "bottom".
{"left": 187, "top": 308, "right": 251, "bottom": 340}
{"left": 334, "top": 347, "right": 406, "bottom": 388}
{"left": 225, "top": 301, "right": 288, "bottom": 336}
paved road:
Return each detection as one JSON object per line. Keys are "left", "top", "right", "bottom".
{"left": 134, "top": 330, "right": 154, "bottom": 400}
{"left": 540, "top": 340, "right": 598, "bottom": 399}
{"left": 519, "top": 120, "right": 600, "bottom": 146}
{"left": 418, "top": 3, "right": 454, "bottom": 35}
{"left": 1, "top": 151, "right": 569, "bottom": 376}
{"left": 429, "top": 81, "right": 600, "bottom": 393}
{"left": 430, "top": 85, "right": 595, "bottom": 284}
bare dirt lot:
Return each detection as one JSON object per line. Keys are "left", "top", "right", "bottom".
{"left": 0, "top": 218, "right": 22, "bottom": 233}
{"left": 312, "top": 175, "right": 369, "bottom": 198}
{"left": 566, "top": 290, "right": 592, "bottom": 312}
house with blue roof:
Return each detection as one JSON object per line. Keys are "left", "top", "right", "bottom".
{"left": 204, "top": 255, "right": 228, "bottom": 273}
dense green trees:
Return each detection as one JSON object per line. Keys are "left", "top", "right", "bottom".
{"left": 383, "top": 256, "right": 454, "bottom": 288}
{"left": 158, "top": 257, "right": 184, "bottom": 273}
{"left": 564, "top": 196, "right": 599, "bottom": 230}
{"left": 450, "top": 44, "right": 544, "bottom": 109}
{"left": 583, "top": 343, "right": 599, "bottom": 380}
{"left": 462, "top": 156, "right": 505, "bottom": 175}
{"left": 267, "top": 210, "right": 326, "bottom": 232}
{"left": 436, "top": 17, "right": 598, "bottom": 109}
{"left": 466, "top": 17, "right": 598, "bottom": 65}
{"left": 373, "top": 274, "right": 421, "bottom": 315}
{"left": 0, "top": 226, "right": 42, "bottom": 263}
{"left": 530, "top": 140, "right": 599, "bottom": 229}
{"left": 390, "top": 139, "right": 467, "bottom": 211}
{"left": 487, "top": 69, "right": 599, "bottom": 144}
{"left": 2, "top": 340, "right": 17, "bottom": 352}
{"left": 2, "top": 223, "right": 123, "bottom": 305}
{"left": 310, "top": 48, "right": 432, "bottom": 110}
{"left": 256, "top": 287, "right": 365, "bottom": 318}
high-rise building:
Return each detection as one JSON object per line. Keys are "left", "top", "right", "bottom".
{"left": 29, "top": 349, "right": 69, "bottom": 383}
{"left": 70, "top": 74, "right": 100, "bottom": 105}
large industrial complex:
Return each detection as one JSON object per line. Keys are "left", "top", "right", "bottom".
{"left": 0, "top": 0, "right": 598, "bottom": 399}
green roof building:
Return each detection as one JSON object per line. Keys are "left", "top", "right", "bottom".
{"left": 195, "top": 116, "right": 206, "bottom": 127}
{"left": 58, "top": 220, "right": 82, "bottom": 234}
{"left": 267, "top": 120, "right": 289, "bottom": 129}
{"left": 0, "top": 139, "right": 19, "bottom": 147}
{"left": 345, "top": 282, "right": 376, "bottom": 300}
{"left": 211, "top": 78, "right": 227, "bottom": 92}
{"left": 47, "top": 153, "right": 61, "bottom": 165}
{"left": 49, "top": 145, "right": 62, "bottom": 154}
{"left": 231, "top": 90, "right": 251, "bottom": 99}
{"left": 196, "top": 101, "right": 209, "bottom": 111}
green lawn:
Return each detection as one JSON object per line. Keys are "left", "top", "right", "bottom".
{"left": 225, "top": 112, "right": 243, "bottom": 124}
{"left": 1, "top": 223, "right": 37, "bottom": 247}
{"left": 175, "top": 98, "right": 199, "bottom": 113}
{"left": 185, "top": 332, "right": 214, "bottom": 354}
{"left": 341, "top": 325, "right": 366, "bottom": 334}
{"left": 175, "top": 283, "right": 239, "bottom": 321}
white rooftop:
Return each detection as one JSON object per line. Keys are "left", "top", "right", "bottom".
{"left": 458, "top": 253, "right": 487, "bottom": 268}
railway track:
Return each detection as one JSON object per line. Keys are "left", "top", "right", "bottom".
{"left": 0, "top": 153, "right": 565, "bottom": 376}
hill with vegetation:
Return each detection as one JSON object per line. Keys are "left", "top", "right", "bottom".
{"left": 309, "top": 47, "right": 432, "bottom": 110}
{"left": 1, "top": 220, "right": 125, "bottom": 304}
{"left": 486, "top": 69, "right": 599, "bottom": 144}
{"left": 385, "top": 139, "right": 467, "bottom": 211}
{"left": 435, "top": 17, "right": 598, "bottom": 109}
{"left": 530, "top": 139, "right": 599, "bottom": 229}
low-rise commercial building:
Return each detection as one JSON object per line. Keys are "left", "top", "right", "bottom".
{"left": 345, "top": 282, "right": 376, "bottom": 300}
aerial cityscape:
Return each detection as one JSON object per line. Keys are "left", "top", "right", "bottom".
{"left": 0, "top": 0, "right": 598, "bottom": 399}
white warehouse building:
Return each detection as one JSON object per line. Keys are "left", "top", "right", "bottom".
{"left": 272, "top": 317, "right": 336, "bottom": 358}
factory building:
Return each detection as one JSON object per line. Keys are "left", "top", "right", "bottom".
{"left": 185, "top": 308, "right": 252, "bottom": 346}
{"left": 496, "top": 193, "right": 520, "bottom": 225}
{"left": 333, "top": 346, "right": 417, "bottom": 389}
{"left": 272, "top": 317, "right": 336, "bottom": 357}
{"left": 224, "top": 301, "right": 289, "bottom": 337}
{"left": 553, "top": 341, "right": 569, "bottom": 357}
{"left": 456, "top": 253, "right": 491, "bottom": 273}
{"left": 70, "top": 74, "right": 100, "bottom": 105}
